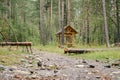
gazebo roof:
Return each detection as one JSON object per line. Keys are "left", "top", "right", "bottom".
{"left": 56, "top": 25, "right": 78, "bottom": 35}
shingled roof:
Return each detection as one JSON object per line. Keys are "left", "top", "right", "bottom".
{"left": 56, "top": 25, "right": 78, "bottom": 35}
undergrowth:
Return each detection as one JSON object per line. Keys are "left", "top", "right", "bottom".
{"left": 0, "top": 47, "right": 28, "bottom": 65}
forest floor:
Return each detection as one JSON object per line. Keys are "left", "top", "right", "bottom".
{"left": 0, "top": 48, "right": 120, "bottom": 80}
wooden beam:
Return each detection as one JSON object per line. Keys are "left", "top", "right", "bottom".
{"left": 0, "top": 42, "right": 32, "bottom": 46}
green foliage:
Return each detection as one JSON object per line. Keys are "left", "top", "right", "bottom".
{"left": 0, "top": 0, "right": 120, "bottom": 46}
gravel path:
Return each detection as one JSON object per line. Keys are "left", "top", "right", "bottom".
{"left": 0, "top": 49, "right": 120, "bottom": 80}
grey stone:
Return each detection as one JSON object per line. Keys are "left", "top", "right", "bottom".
{"left": 75, "top": 65, "right": 85, "bottom": 68}
{"left": 88, "top": 65, "right": 95, "bottom": 68}
{"left": 21, "top": 59, "right": 27, "bottom": 62}
{"left": 0, "top": 65, "right": 6, "bottom": 71}
{"left": 14, "top": 70, "right": 30, "bottom": 75}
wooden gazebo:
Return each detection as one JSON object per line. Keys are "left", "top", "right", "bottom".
{"left": 56, "top": 25, "right": 78, "bottom": 47}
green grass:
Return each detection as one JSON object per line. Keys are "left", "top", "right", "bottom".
{"left": 1, "top": 45, "right": 119, "bottom": 66}
{"left": 67, "top": 50, "right": 120, "bottom": 60}
{"left": 34, "top": 45, "right": 64, "bottom": 54}
{"left": 0, "top": 47, "right": 28, "bottom": 65}
{"left": 34, "top": 45, "right": 120, "bottom": 60}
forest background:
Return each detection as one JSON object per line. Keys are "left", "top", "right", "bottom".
{"left": 0, "top": 0, "right": 120, "bottom": 47}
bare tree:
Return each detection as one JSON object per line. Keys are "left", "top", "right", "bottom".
{"left": 58, "top": 0, "right": 61, "bottom": 30}
{"left": 115, "top": 0, "right": 120, "bottom": 42}
{"left": 67, "top": 0, "right": 71, "bottom": 25}
{"left": 50, "top": 0, "right": 53, "bottom": 41}
{"left": 61, "top": 0, "right": 64, "bottom": 47}
{"left": 102, "top": 0, "right": 110, "bottom": 47}
{"left": 39, "top": 0, "right": 45, "bottom": 45}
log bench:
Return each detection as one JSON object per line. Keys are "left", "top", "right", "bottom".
{"left": 64, "top": 48, "right": 97, "bottom": 54}
{"left": 0, "top": 42, "right": 32, "bottom": 53}
{"left": 64, "top": 48, "right": 120, "bottom": 54}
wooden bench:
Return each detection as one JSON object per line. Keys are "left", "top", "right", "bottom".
{"left": 0, "top": 42, "right": 32, "bottom": 53}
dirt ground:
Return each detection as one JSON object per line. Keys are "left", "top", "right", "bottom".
{"left": 0, "top": 49, "right": 120, "bottom": 80}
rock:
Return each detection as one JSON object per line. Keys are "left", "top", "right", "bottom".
{"left": 112, "top": 61, "right": 120, "bottom": 67}
{"left": 40, "top": 67, "right": 46, "bottom": 70}
{"left": 96, "top": 76, "right": 101, "bottom": 79}
{"left": 82, "top": 59, "right": 87, "bottom": 63}
{"left": 28, "top": 61, "right": 33, "bottom": 64}
{"left": 54, "top": 70, "right": 58, "bottom": 73}
{"left": 96, "top": 60, "right": 99, "bottom": 62}
{"left": 13, "top": 74, "right": 22, "bottom": 79}
{"left": 21, "top": 59, "right": 27, "bottom": 62}
{"left": 30, "top": 71, "right": 34, "bottom": 74}
{"left": 8, "top": 66, "right": 17, "bottom": 71}
{"left": 47, "top": 58, "right": 50, "bottom": 61}
{"left": 75, "top": 65, "right": 85, "bottom": 68}
{"left": 36, "top": 57, "right": 42, "bottom": 61}
{"left": 112, "top": 71, "right": 120, "bottom": 74}
{"left": 88, "top": 65, "right": 95, "bottom": 68}
{"left": 37, "top": 61, "right": 42, "bottom": 67}
{"left": 104, "top": 65, "right": 111, "bottom": 68}
{"left": 14, "top": 70, "right": 30, "bottom": 75}
{"left": 26, "top": 64, "right": 34, "bottom": 67}
{"left": 1, "top": 59, "right": 5, "bottom": 63}
{"left": 0, "top": 65, "right": 6, "bottom": 71}
{"left": 31, "top": 75, "right": 38, "bottom": 79}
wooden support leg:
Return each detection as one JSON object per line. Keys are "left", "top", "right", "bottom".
{"left": 26, "top": 46, "right": 29, "bottom": 53}
{"left": 29, "top": 46, "right": 33, "bottom": 53}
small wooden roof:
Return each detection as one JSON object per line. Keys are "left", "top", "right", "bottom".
{"left": 56, "top": 25, "right": 78, "bottom": 35}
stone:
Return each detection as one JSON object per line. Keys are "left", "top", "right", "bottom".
{"left": 31, "top": 75, "right": 38, "bottom": 79}
{"left": 96, "top": 60, "right": 99, "bottom": 62}
{"left": 21, "top": 59, "right": 27, "bottom": 62}
{"left": 40, "top": 67, "right": 46, "bottom": 70}
{"left": 104, "top": 65, "right": 111, "bottom": 68}
{"left": 30, "top": 71, "right": 34, "bottom": 74}
{"left": 88, "top": 65, "right": 95, "bottom": 68}
{"left": 112, "top": 71, "right": 120, "bottom": 74}
{"left": 26, "top": 64, "right": 33, "bottom": 67}
{"left": 13, "top": 74, "right": 22, "bottom": 79}
{"left": 8, "top": 66, "right": 17, "bottom": 71}
{"left": 1, "top": 59, "right": 5, "bottom": 63}
{"left": 75, "top": 65, "right": 85, "bottom": 68}
{"left": 112, "top": 61, "right": 120, "bottom": 67}
{"left": 14, "top": 70, "right": 30, "bottom": 75}
{"left": 54, "top": 70, "right": 58, "bottom": 73}
{"left": 0, "top": 65, "right": 6, "bottom": 71}
{"left": 28, "top": 61, "right": 33, "bottom": 64}
{"left": 82, "top": 59, "right": 87, "bottom": 63}
{"left": 96, "top": 76, "right": 101, "bottom": 79}
{"left": 37, "top": 61, "right": 42, "bottom": 67}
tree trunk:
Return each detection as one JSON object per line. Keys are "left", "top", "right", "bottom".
{"left": 39, "top": 0, "right": 45, "bottom": 45}
{"left": 86, "top": 0, "right": 90, "bottom": 45}
{"left": 8, "top": 0, "right": 12, "bottom": 41}
{"left": 61, "top": 0, "right": 64, "bottom": 47}
{"left": 67, "top": 0, "right": 71, "bottom": 25}
{"left": 102, "top": 0, "right": 110, "bottom": 47}
{"left": 115, "top": 0, "right": 120, "bottom": 42}
{"left": 58, "top": 0, "right": 61, "bottom": 30}
{"left": 50, "top": 0, "right": 53, "bottom": 41}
